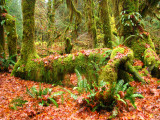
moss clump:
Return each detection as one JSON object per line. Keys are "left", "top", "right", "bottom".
{"left": 99, "top": 46, "right": 134, "bottom": 85}
{"left": 13, "top": 48, "right": 111, "bottom": 84}
{"left": 98, "top": 64, "right": 118, "bottom": 85}
{"left": 144, "top": 48, "right": 157, "bottom": 67}
{"left": 65, "top": 37, "right": 73, "bottom": 54}
{"left": 144, "top": 48, "right": 160, "bottom": 78}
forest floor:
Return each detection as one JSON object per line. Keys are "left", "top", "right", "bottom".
{"left": 0, "top": 72, "right": 160, "bottom": 120}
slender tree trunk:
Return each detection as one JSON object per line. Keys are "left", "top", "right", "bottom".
{"left": 0, "top": 0, "right": 17, "bottom": 61}
{"left": 86, "top": 0, "right": 97, "bottom": 48}
{"left": 0, "top": 23, "right": 5, "bottom": 54}
{"left": 0, "top": 0, "right": 5, "bottom": 54}
{"left": 99, "top": 0, "right": 112, "bottom": 48}
{"left": 113, "top": 0, "right": 121, "bottom": 36}
{"left": 4, "top": 14, "right": 17, "bottom": 61}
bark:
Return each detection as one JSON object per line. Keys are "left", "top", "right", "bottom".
{"left": 99, "top": 0, "right": 112, "bottom": 48}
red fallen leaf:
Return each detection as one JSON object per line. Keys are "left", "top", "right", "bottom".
{"left": 25, "top": 109, "right": 36, "bottom": 117}
{"left": 150, "top": 88, "right": 159, "bottom": 96}
{"left": 118, "top": 91, "right": 125, "bottom": 98}
{"left": 133, "top": 59, "right": 144, "bottom": 66}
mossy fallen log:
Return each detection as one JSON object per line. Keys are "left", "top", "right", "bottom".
{"left": 12, "top": 48, "right": 111, "bottom": 84}
{"left": 98, "top": 46, "right": 145, "bottom": 86}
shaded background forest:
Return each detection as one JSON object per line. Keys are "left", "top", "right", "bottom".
{"left": 5, "top": 0, "right": 160, "bottom": 57}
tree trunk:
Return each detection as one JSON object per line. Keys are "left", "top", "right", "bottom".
{"left": 0, "top": 0, "right": 17, "bottom": 62}
{"left": 0, "top": 23, "right": 5, "bottom": 55}
{"left": 99, "top": 0, "right": 112, "bottom": 48}
{"left": 12, "top": 0, "right": 39, "bottom": 79}
{"left": 4, "top": 14, "right": 17, "bottom": 61}
{"left": 86, "top": 0, "right": 97, "bottom": 48}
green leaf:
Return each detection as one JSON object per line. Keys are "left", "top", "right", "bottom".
{"left": 122, "top": 83, "right": 129, "bottom": 92}
{"left": 92, "top": 105, "right": 99, "bottom": 112}
{"left": 114, "top": 80, "right": 124, "bottom": 95}
{"left": 1, "top": 20, "right": 5, "bottom": 25}
{"left": 130, "top": 94, "right": 144, "bottom": 98}
{"left": 51, "top": 91, "right": 64, "bottom": 97}
{"left": 26, "top": 86, "right": 35, "bottom": 98}
{"left": 116, "top": 94, "right": 127, "bottom": 105}
{"left": 48, "top": 98, "right": 59, "bottom": 108}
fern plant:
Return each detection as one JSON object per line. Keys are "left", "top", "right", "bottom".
{"left": 112, "top": 35, "right": 140, "bottom": 47}
{"left": 0, "top": 52, "right": 16, "bottom": 71}
{"left": 114, "top": 80, "right": 143, "bottom": 109}
{"left": 9, "top": 97, "right": 28, "bottom": 110}
{"left": 26, "top": 84, "right": 64, "bottom": 107}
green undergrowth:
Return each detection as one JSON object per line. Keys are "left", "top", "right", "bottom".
{"left": 26, "top": 84, "right": 64, "bottom": 107}
{"left": 63, "top": 70, "right": 144, "bottom": 118}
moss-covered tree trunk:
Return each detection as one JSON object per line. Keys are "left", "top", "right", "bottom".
{"left": 4, "top": 14, "right": 17, "bottom": 61}
{"left": 0, "top": 0, "right": 5, "bottom": 54}
{"left": 86, "top": 0, "right": 97, "bottom": 48}
{"left": 0, "top": 0, "right": 17, "bottom": 62}
{"left": 47, "top": 0, "right": 56, "bottom": 47}
{"left": 112, "top": 0, "right": 122, "bottom": 36}
{"left": 0, "top": 22, "right": 5, "bottom": 55}
{"left": 12, "top": 0, "right": 39, "bottom": 79}
{"left": 99, "top": 0, "right": 112, "bottom": 48}
{"left": 66, "top": 0, "right": 82, "bottom": 41}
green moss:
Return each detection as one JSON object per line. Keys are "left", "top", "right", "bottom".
{"left": 144, "top": 48, "right": 157, "bottom": 66}
{"left": 134, "top": 66, "right": 142, "bottom": 70}
{"left": 4, "top": 14, "right": 17, "bottom": 61}
{"left": 110, "top": 47, "right": 125, "bottom": 59}
{"left": 99, "top": 0, "right": 112, "bottom": 48}
{"left": 144, "top": 48, "right": 160, "bottom": 78}
{"left": 118, "top": 69, "right": 134, "bottom": 82}
{"left": 0, "top": 24, "right": 5, "bottom": 54}
{"left": 98, "top": 64, "right": 118, "bottom": 85}
{"left": 99, "top": 46, "right": 134, "bottom": 85}
{"left": 140, "top": 67, "right": 150, "bottom": 76}
{"left": 65, "top": 37, "right": 73, "bottom": 54}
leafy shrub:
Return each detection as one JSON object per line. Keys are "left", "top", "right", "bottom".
{"left": 26, "top": 84, "right": 64, "bottom": 107}
{"left": 9, "top": 97, "right": 28, "bottom": 110}
{"left": 65, "top": 70, "right": 144, "bottom": 115}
